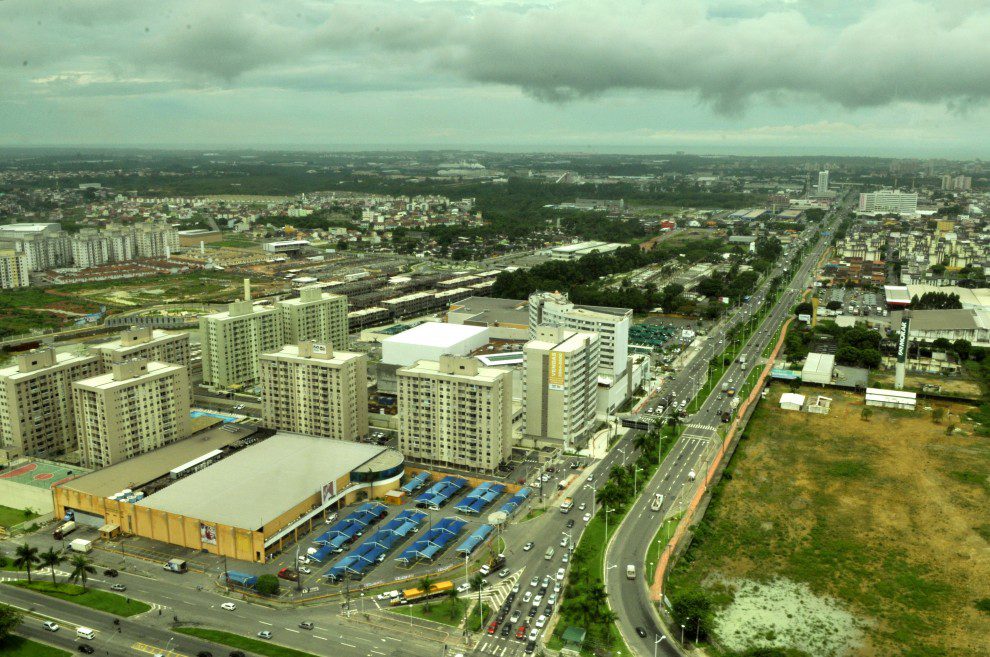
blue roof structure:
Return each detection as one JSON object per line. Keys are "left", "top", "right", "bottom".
{"left": 225, "top": 571, "right": 258, "bottom": 587}
{"left": 395, "top": 517, "right": 467, "bottom": 565}
{"left": 400, "top": 471, "right": 431, "bottom": 494}
{"left": 453, "top": 482, "right": 506, "bottom": 514}
{"left": 326, "top": 509, "right": 428, "bottom": 581}
{"left": 313, "top": 502, "right": 388, "bottom": 551}
{"left": 497, "top": 487, "right": 531, "bottom": 516}
{"left": 455, "top": 524, "right": 493, "bottom": 556}
{"left": 414, "top": 476, "right": 468, "bottom": 509}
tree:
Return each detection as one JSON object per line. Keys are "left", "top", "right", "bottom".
{"left": 39, "top": 547, "right": 64, "bottom": 586}
{"left": 255, "top": 574, "right": 280, "bottom": 596}
{"left": 861, "top": 407, "right": 873, "bottom": 422}
{"left": 755, "top": 235, "right": 782, "bottom": 261}
{"left": 13, "top": 543, "right": 39, "bottom": 584}
{"left": 826, "top": 300, "right": 842, "bottom": 311}
{"left": 335, "top": 239, "right": 348, "bottom": 251}
{"left": 794, "top": 302, "right": 813, "bottom": 317}
{"left": 932, "top": 337, "right": 953, "bottom": 351}
{"left": 470, "top": 573, "right": 486, "bottom": 631}
{"left": 931, "top": 407, "right": 947, "bottom": 424}
{"left": 419, "top": 575, "right": 434, "bottom": 612}
{"left": 446, "top": 585, "right": 461, "bottom": 620}
{"left": 68, "top": 554, "right": 95, "bottom": 590}
{"left": 669, "top": 587, "right": 715, "bottom": 643}
{"left": 0, "top": 603, "right": 23, "bottom": 642}
{"left": 953, "top": 339, "right": 972, "bottom": 361}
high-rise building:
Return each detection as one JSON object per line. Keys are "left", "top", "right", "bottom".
{"left": 0, "top": 349, "right": 101, "bottom": 458}
{"left": 277, "top": 286, "right": 349, "bottom": 348}
{"left": 73, "top": 359, "right": 191, "bottom": 468}
{"left": 90, "top": 327, "right": 191, "bottom": 371}
{"left": 260, "top": 341, "right": 368, "bottom": 441}
{"left": 941, "top": 174, "right": 953, "bottom": 191}
{"left": 952, "top": 175, "right": 972, "bottom": 191}
{"left": 70, "top": 229, "right": 112, "bottom": 269}
{"left": 817, "top": 170, "right": 829, "bottom": 195}
{"left": 858, "top": 190, "right": 919, "bottom": 214}
{"left": 0, "top": 223, "right": 72, "bottom": 271}
{"left": 523, "top": 326, "right": 599, "bottom": 450}
{"left": 397, "top": 355, "right": 511, "bottom": 474}
{"left": 0, "top": 249, "right": 30, "bottom": 289}
{"left": 528, "top": 291, "right": 631, "bottom": 381}
{"left": 200, "top": 280, "right": 283, "bottom": 388}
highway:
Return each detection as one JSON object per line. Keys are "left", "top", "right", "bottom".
{"left": 603, "top": 198, "right": 848, "bottom": 657}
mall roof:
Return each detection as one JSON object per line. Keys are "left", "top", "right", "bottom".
{"left": 138, "top": 432, "right": 389, "bottom": 530}
{"left": 382, "top": 322, "right": 487, "bottom": 349}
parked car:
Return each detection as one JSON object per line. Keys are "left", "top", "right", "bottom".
{"left": 197, "top": 652, "right": 213, "bottom": 657}
{"left": 456, "top": 582, "right": 470, "bottom": 593}
{"left": 509, "top": 610, "right": 521, "bottom": 624}
{"left": 522, "top": 591, "right": 532, "bottom": 603}
{"left": 498, "top": 569, "right": 510, "bottom": 578}
{"left": 556, "top": 568, "right": 566, "bottom": 581}
{"left": 525, "top": 640, "right": 537, "bottom": 654}
{"left": 530, "top": 576, "right": 539, "bottom": 587}
{"left": 299, "top": 566, "right": 312, "bottom": 574}
{"left": 229, "top": 652, "right": 246, "bottom": 657}
{"left": 257, "top": 631, "right": 272, "bottom": 639}
{"left": 535, "top": 615, "right": 547, "bottom": 629}
{"left": 277, "top": 568, "right": 299, "bottom": 581}
{"left": 582, "top": 513, "right": 592, "bottom": 522}
{"left": 486, "top": 621, "right": 498, "bottom": 635}
{"left": 501, "top": 623, "right": 512, "bottom": 637}
{"left": 516, "top": 625, "right": 527, "bottom": 640}
{"left": 479, "top": 564, "right": 491, "bottom": 576}
{"left": 566, "top": 519, "right": 575, "bottom": 528}
{"left": 43, "top": 621, "right": 59, "bottom": 632}
{"left": 529, "top": 628, "right": 540, "bottom": 641}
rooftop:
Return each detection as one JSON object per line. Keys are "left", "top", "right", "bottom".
{"left": 383, "top": 322, "right": 488, "bottom": 349}
{"left": 261, "top": 343, "right": 364, "bottom": 365}
{"left": 138, "top": 432, "right": 390, "bottom": 529}
{"left": 74, "top": 361, "right": 183, "bottom": 390}
{"left": 0, "top": 351, "right": 97, "bottom": 381}
{"left": 399, "top": 358, "right": 509, "bottom": 384}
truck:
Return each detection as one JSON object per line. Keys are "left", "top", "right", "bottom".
{"left": 68, "top": 538, "right": 92, "bottom": 553}
{"left": 163, "top": 558, "right": 188, "bottom": 573}
{"left": 391, "top": 580, "right": 453, "bottom": 606}
{"left": 559, "top": 498, "right": 573, "bottom": 514}
{"left": 53, "top": 521, "right": 77, "bottom": 540}
{"left": 557, "top": 474, "right": 577, "bottom": 491}
{"left": 737, "top": 354, "right": 747, "bottom": 366}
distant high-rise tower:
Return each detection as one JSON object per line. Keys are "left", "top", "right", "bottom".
{"left": 817, "top": 170, "right": 829, "bottom": 195}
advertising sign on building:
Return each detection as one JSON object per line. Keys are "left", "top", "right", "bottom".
{"left": 312, "top": 343, "right": 328, "bottom": 354}
{"left": 548, "top": 350, "right": 566, "bottom": 391}
{"left": 200, "top": 523, "right": 218, "bottom": 545}
{"left": 321, "top": 480, "right": 337, "bottom": 505}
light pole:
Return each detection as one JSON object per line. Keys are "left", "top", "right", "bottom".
{"left": 654, "top": 634, "right": 666, "bottom": 657}
{"left": 604, "top": 507, "right": 615, "bottom": 544}
{"left": 680, "top": 624, "right": 685, "bottom": 644}
{"left": 617, "top": 447, "right": 627, "bottom": 467}
{"left": 633, "top": 467, "right": 643, "bottom": 497}
{"left": 583, "top": 484, "right": 596, "bottom": 511}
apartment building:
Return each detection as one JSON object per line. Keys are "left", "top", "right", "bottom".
{"left": 259, "top": 341, "right": 368, "bottom": 441}
{"left": 523, "top": 326, "right": 600, "bottom": 450}
{"left": 528, "top": 291, "right": 631, "bottom": 381}
{"left": 90, "top": 327, "right": 191, "bottom": 371}
{"left": 73, "top": 360, "right": 191, "bottom": 468}
{"left": 0, "top": 223, "right": 72, "bottom": 271}
{"left": 200, "top": 296, "right": 282, "bottom": 389}
{"left": 0, "top": 221, "right": 177, "bottom": 272}
{"left": 858, "top": 190, "right": 918, "bottom": 214}
{"left": 0, "top": 249, "right": 30, "bottom": 289}
{"left": 277, "top": 286, "right": 349, "bottom": 348}
{"left": 397, "top": 355, "right": 511, "bottom": 474}
{"left": 0, "top": 349, "right": 101, "bottom": 459}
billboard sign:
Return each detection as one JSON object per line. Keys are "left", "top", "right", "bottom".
{"left": 548, "top": 351, "right": 566, "bottom": 391}
{"left": 312, "top": 343, "right": 328, "bottom": 355}
{"left": 896, "top": 318, "right": 910, "bottom": 363}
{"left": 321, "top": 480, "right": 337, "bottom": 505}
{"left": 199, "top": 523, "right": 217, "bottom": 545}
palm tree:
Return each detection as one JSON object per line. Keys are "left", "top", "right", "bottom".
{"left": 418, "top": 575, "right": 433, "bottom": 612}
{"left": 68, "top": 554, "right": 95, "bottom": 590}
{"left": 13, "top": 543, "right": 39, "bottom": 584}
{"left": 446, "top": 585, "right": 460, "bottom": 620}
{"left": 39, "top": 548, "right": 64, "bottom": 586}
{"left": 469, "top": 572, "right": 486, "bottom": 631}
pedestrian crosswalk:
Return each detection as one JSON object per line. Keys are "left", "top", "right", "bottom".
{"left": 474, "top": 638, "right": 527, "bottom": 656}
{"left": 684, "top": 423, "right": 717, "bottom": 433}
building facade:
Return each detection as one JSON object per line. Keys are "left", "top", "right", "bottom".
{"left": 90, "top": 327, "right": 191, "bottom": 371}
{"left": 0, "top": 349, "right": 102, "bottom": 459}
{"left": 523, "top": 326, "right": 599, "bottom": 450}
{"left": 397, "top": 355, "right": 511, "bottom": 474}
{"left": 0, "top": 249, "right": 30, "bottom": 288}
{"left": 260, "top": 341, "right": 369, "bottom": 441}
{"left": 277, "top": 286, "right": 349, "bottom": 349}
{"left": 200, "top": 296, "right": 283, "bottom": 389}
{"left": 73, "top": 360, "right": 191, "bottom": 468}
{"left": 0, "top": 223, "right": 72, "bottom": 271}
{"left": 858, "top": 190, "right": 919, "bottom": 214}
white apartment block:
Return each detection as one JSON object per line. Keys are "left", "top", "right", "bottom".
{"left": 277, "top": 286, "right": 349, "bottom": 348}
{"left": 858, "top": 190, "right": 918, "bottom": 214}
{"left": 260, "top": 341, "right": 368, "bottom": 441}
{"left": 200, "top": 297, "right": 282, "bottom": 389}
{"left": 73, "top": 360, "right": 191, "bottom": 468}
{"left": 397, "top": 355, "right": 511, "bottom": 474}
{"left": 528, "top": 291, "right": 631, "bottom": 381}
{"left": 0, "top": 349, "right": 101, "bottom": 459}
{"left": 817, "top": 170, "right": 829, "bottom": 195}
{"left": 0, "top": 223, "right": 72, "bottom": 271}
{"left": 90, "top": 327, "right": 191, "bottom": 371}
{"left": 523, "top": 326, "right": 599, "bottom": 450}
{"left": 0, "top": 249, "right": 30, "bottom": 288}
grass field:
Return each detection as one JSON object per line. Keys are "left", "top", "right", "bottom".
{"left": 6, "top": 581, "right": 151, "bottom": 617}
{"left": 387, "top": 596, "right": 469, "bottom": 628}
{"left": 0, "top": 504, "right": 38, "bottom": 528}
{"left": 667, "top": 384, "right": 990, "bottom": 657}
{"left": 0, "top": 636, "right": 70, "bottom": 657}
{"left": 176, "top": 628, "right": 320, "bottom": 657}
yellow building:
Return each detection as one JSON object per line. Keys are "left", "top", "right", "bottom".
{"left": 53, "top": 429, "right": 404, "bottom": 563}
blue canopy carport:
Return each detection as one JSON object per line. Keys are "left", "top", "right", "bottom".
{"left": 400, "top": 471, "right": 430, "bottom": 494}
{"left": 455, "top": 524, "right": 493, "bottom": 556}
{"left": 325, "top": 510, "right": 427, "bottom": 581}
{"left": 314, "top": 502, "right": 388, "bottom": 550}
{"left": 497, "top": 487, "right": 531, "bottom": 516}
{"left": 453, "top": 482, "right": 506, "bottom": 514}
{"left": 414, "top": 476, "right": 468, "bottom": 510}
{"left": 395, "top": 517, "right": 467, "bottom": 566}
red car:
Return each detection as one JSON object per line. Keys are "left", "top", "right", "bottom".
{"left": 516, "top": 625, "right": 527, "bottom": 640}
{"left": 487, "top": 621, "right": 499, "bottom": 635}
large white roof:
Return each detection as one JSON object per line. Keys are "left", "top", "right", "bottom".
{"left": 382, "top": 322, "right": 487, "bottom": 349}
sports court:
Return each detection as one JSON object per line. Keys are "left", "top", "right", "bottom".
{"left": 0, "top": 458, "right": 88, "bottom": 490}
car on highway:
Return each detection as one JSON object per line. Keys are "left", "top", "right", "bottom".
{"left": 43, "top": 621, "right": 59, "bottom": 632}
{"left": 257, "top": 631, "right": 272, "bottom": 639}
{"left": 103, "top": 568, "right": 118, "bottom": 577}
{"left": 635, "top": 627, "right": 648, "bottom": 638}
{"left": 77, "top": 646, "right": 95, "bottom": 654}
{"left": 111, "top": 583, "right": 127, "bottom": 591}
{"left": 220, "top": 602, "right": 237, "bottom": 610}
{"left": 299, "top": 621, "right": 314, "bottom": 630}
{"left": 582, "top": 513, "right": 592, "bottom": 522}
{"left": 523, "top": 541, "right": 534, "bottom": 551}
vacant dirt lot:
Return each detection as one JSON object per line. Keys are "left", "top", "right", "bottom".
{"left": 669, "top": 384, "right": 990, "bottom": 657}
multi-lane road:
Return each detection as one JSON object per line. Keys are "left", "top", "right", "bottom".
{"left": 604, "top": 198, "right": 847, "bottom": 656}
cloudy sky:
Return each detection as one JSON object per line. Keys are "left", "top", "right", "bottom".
{"left": 2, "top": 0, "right": 989, "bottom": 156}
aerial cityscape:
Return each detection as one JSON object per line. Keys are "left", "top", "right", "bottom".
{"left": 1, "top": 3, "right": 989, "bottom": 657}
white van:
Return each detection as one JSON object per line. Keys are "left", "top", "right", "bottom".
{"left": 76, "top": 627, "right": 96, "bottom": 640}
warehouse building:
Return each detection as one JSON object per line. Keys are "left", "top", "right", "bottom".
{"left": 801, "top": 352, "right": 835, "bottom": 385}
{"left": 54, "top": 430, "right": 404, "bottom": 563}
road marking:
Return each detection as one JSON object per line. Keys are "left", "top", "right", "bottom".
{"left": 341, "top": 642, "right": 357, "bottom": 648}
{"left": 285, "top": 628, "right": 299, "bottom": 633}
{"left": 259, "top": 620, "right": 273, "bottom": 625}
{"left": 371, "top": 651, "right": 386, "bottom": 655}
{"left": 313, "top": 635, "right": 327, "bottom": 640}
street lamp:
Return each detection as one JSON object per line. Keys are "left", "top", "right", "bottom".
{"left": 680, "top": 624, "right": 685, "bottom": 644}
{"left": 604, "top": 507, "right": 616, "bottom": 543}
{"left": 617, "top": 447, "right": 627, "bottom": 467}
{"left": 654, "top": 634, "right": 666, "bottom": 657}
{"left": 633, "top": 467, "right": 643, "bottom": 497}
{"left": 583, "top": 483, "right": 596, "bottom": 511}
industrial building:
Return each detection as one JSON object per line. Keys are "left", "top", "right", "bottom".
{"left": 888, "top": 309, "right": 990, "bottom": 347}
{"left": 0, "top": 349, "right": 102, "bottom": 460}
{"left": 548, "top": 241, "right": 628, "bottom": 260}
{"left": 397, "top": 355, "right": 512, "bottom": 474}
{"left": 53, "top": 430, "right": 404, "bottom": 563}
{"left": 90, "top": 327, "right": 191, "bottom": 371}
{"left": 378, "top": 322, "right": 489, "bottom": 394}
{"left": 801, "top": 352, "right": 836, "bottom": 385}
{"left": 259, "top": 341, "right": 369, "bottom": 441}
{"left": 865, "top": 387, "right": 917, "bottom": 411}
{"left": 523, "top": 326, "right": 599, "bottom": 450}
{"left": 72, "top": 360, "right": 191, "bottom": 468}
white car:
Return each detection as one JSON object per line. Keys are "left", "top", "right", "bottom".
{"left": 479, "top": 564, "right": 491, "bottom": 576}
{"left": 43, "top": 621, "right": 59, "bottom": 632}
{"left": 547, "top": 594, "right": 557, "bottom": 606}
{"left": 220, "top": 602, "right": 237, "bottom": 611}
{"left": 512, "top": 583, "right": 520, "bottom": 593}
{"left": 535, "top": 614, "right": 547, "bottom": 629}
{"left": 532, "top": 595, "right": 543, "bottom": 607}
{"left": 561, "top": 554, "right": 569, "bottom": 564}
{"left": 577, "top": 503, "right": 586, "bottom": 511}
{"left": 510, "top": 610, "right": 521, "bottom": 623}
{"left": 559, "top": 536, "right": 568, "bottom": 547}
{"left": 582, "top": 513, "right": 592, "bottom": 522}
{"left": 377, "top": 590, "right": 400, "bottom": 600}
{"left": 299, "top": 566, "right": 312, "bottom": 574}
{"left": 556, "top": 568, "right": 566, "bottom": 581}
{"left": 529, "top": 628, "right": 540, "bottom": 642}
{"left": 523, "top": 542, "right": 534, "bottom": 551}
{"left": 553, "top": 582, "right": 561, "bottom": 594}
{"left": 297, "top": 555, "right": 310, "bottom": 564}
{"left": 523, "top": 590, "right": 533, "bottom": 603}
{"left": 258, "top": 631, "right": 273, "bottom": 639}
{"left": 530, "top": 576, "right": 539, "bottom": 587}
{"left": 456, "top": 582, "right": 471, "bottom": 593}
